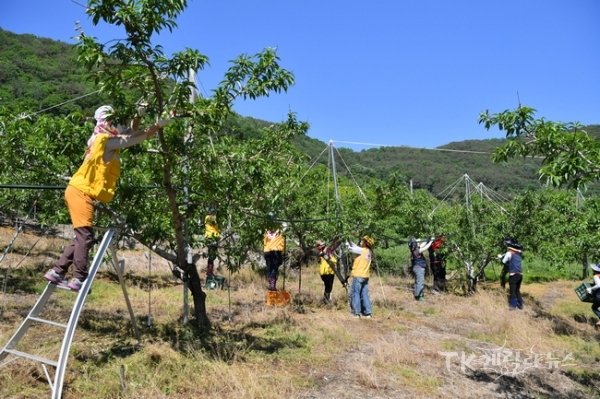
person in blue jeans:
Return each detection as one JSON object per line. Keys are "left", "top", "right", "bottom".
{"left": 409, "top": 237, "right": 432, "bottom": 301}
{"left": 347, "top": 236, "right": 374, "bottom": 318}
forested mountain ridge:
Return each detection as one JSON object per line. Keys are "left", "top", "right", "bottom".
{"left": 0, "top": 28, "right": 103, "bottom": 115}
{"left": 2, "top": 27, "right": 599, "bottom": 197}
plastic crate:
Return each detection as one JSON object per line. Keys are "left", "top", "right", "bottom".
{"left": 204, "top": 275, "right": 226, "bottom": 290}
{"left": 574, "top": 282, "right": 594, "bottom": 303}
{"left": 266, "top": 290, "right": 291, "bottom": 306}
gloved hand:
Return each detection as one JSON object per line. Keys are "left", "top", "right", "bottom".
{"left": 587, "top": 287, "right": 593, "bottom": 294}
{"left": 136, "top": 102, "right": 148, "bottom": 117}
{"left": 497, "top": 254, "right": 503, "bottom": 259}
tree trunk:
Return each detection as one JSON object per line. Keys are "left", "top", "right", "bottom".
{"left": 161, "top": 159, "right": 210, "bottom": 330}
{"left": 582, "top": 253, "right": 588, "bottom": 280}
{"left": 186, "top": 263, "right": 210, "bottom": 329}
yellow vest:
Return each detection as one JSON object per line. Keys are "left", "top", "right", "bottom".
{"left": 264, "top": 230, "right": 285, "bottom": 252}
{"left": 319, "top": 254, "right": 337, "bottom": 275}
{"left": 69, "top": 135, "right": 121, "bottom": 203}
{"left": 350, "top": 247, "right": 372, "bottom": 278}
{"left": 205, "top": 215, "right": 221, "bottom": 239}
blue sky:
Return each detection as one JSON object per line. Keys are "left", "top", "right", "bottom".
{"left": 1, "top": 0, "right": 599, "bottom": 150}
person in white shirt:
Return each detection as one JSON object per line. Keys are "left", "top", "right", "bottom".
{"left": 409, "top": 237, "right": 432, "bottom": 301}
{"left": 587, "top": 263, "right": 600, "bottom": 327}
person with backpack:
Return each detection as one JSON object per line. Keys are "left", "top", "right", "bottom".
{"left": 409, "top": 237, "right": 433, "bottom": 301}
{"left": 586, "top": 263, "right": 600, "bottom": 327}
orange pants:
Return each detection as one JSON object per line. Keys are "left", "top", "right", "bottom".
{"left": 64, "top": 185, "right": 94, "bottom": 227}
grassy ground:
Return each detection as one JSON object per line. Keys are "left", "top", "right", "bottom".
{"left": 1, "top": 227, "right": 600, "bottom": 398}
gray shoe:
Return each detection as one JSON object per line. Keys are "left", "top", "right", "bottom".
{"left": 67, "top": 278, "right": 84, "bottom": 291}
{"left": 44, "top": 269, "right": 68, "bottom": 286}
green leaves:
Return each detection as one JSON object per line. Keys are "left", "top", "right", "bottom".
{"left": 220, "top": 48, "right": 295, "bottom": 102}
{"left": 481, "top": 105, "right": 600, "bottom": 190}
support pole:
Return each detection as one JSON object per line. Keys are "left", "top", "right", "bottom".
{"left": 109, "top": 242, "right": 140, "bottom": 340}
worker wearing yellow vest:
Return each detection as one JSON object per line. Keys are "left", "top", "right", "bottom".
{"left": 316, "top": 240, "right": 341, "bottom": 302}
{"left": 44, "top": 105, "right": 171, "bottom": 291}
{"left": 347, "top": 236, "right": 374, "bottom": 318}
{"left": 204, "top": 208, "right": 220, "bottom": 277}
{"left": 263, "top": 222, "right": 287, "bottom": 291}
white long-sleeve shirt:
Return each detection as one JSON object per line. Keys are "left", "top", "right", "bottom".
{"left": 418, "top": 240, "right": 432, "bottom": 254}
{"left": 591, "top": 274, "right": 600, "bottom": 293}
{"left": 347, "top": 242, "right": 363, "bottom": 255}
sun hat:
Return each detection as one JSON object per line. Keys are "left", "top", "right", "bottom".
{"left": 591, "top": 264, "right": 600, "bottom": 272}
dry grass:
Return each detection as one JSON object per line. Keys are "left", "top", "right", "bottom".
{"left": 1, "top": 227, "right": 600, "bottom": 399}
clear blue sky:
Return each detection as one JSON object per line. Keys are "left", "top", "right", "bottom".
{"left": 2, "top": 0, "right": 599, "bottom": 150}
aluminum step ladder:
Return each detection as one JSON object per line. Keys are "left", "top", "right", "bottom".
{"left": 0, "top": 227, "right": 140, "bottom": 399}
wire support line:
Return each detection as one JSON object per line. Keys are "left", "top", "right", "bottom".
{"left": 463, "top": 175, "right": 509, "bottom": 213}
{"left": 332, "top": 146, "right": 368, "bottom": 202}
{"left": 428, "top": 176, "right": 466, "bottom": 217}
{"left": 13, "top": 90, "right": 102, "bottom": 121}
{"left": 434, "top": 174, "right": 467, "bottom": 199}
{"left": 331, "top": 140, "right": 491, "bottom": 155}
{"left": 428, "top": 174, "right": 511, "bottom": 218}
{"left": 302, "top": 145, "right": 329, "bottom": 181}
{"left": 475, "top": 184, "right": 511, "bottom": 204}
{"left": 0, "top": 184, "right": 161, "bottom": 190}
{"left": 246, "top": 212, "right": 337, "bottom": 223}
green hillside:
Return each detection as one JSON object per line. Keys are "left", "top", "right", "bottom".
{"left": 0, "top": 28, "right": 103, "bottom": 115}
{"left": 2, "top": 27, "right": 598, "bottom": 197}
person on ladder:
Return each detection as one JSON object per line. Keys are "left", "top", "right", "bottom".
{"left": 45, "top": 104, "right": 172, "bottom": 291}
{"left": 204, "top": 207, "right": 220, "bottom": 278}
{"left": 316, "top": 239, "right": 341, "bottom": 303}
{"left": 263, "top": 221, "right": 287, "bottom": 291}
